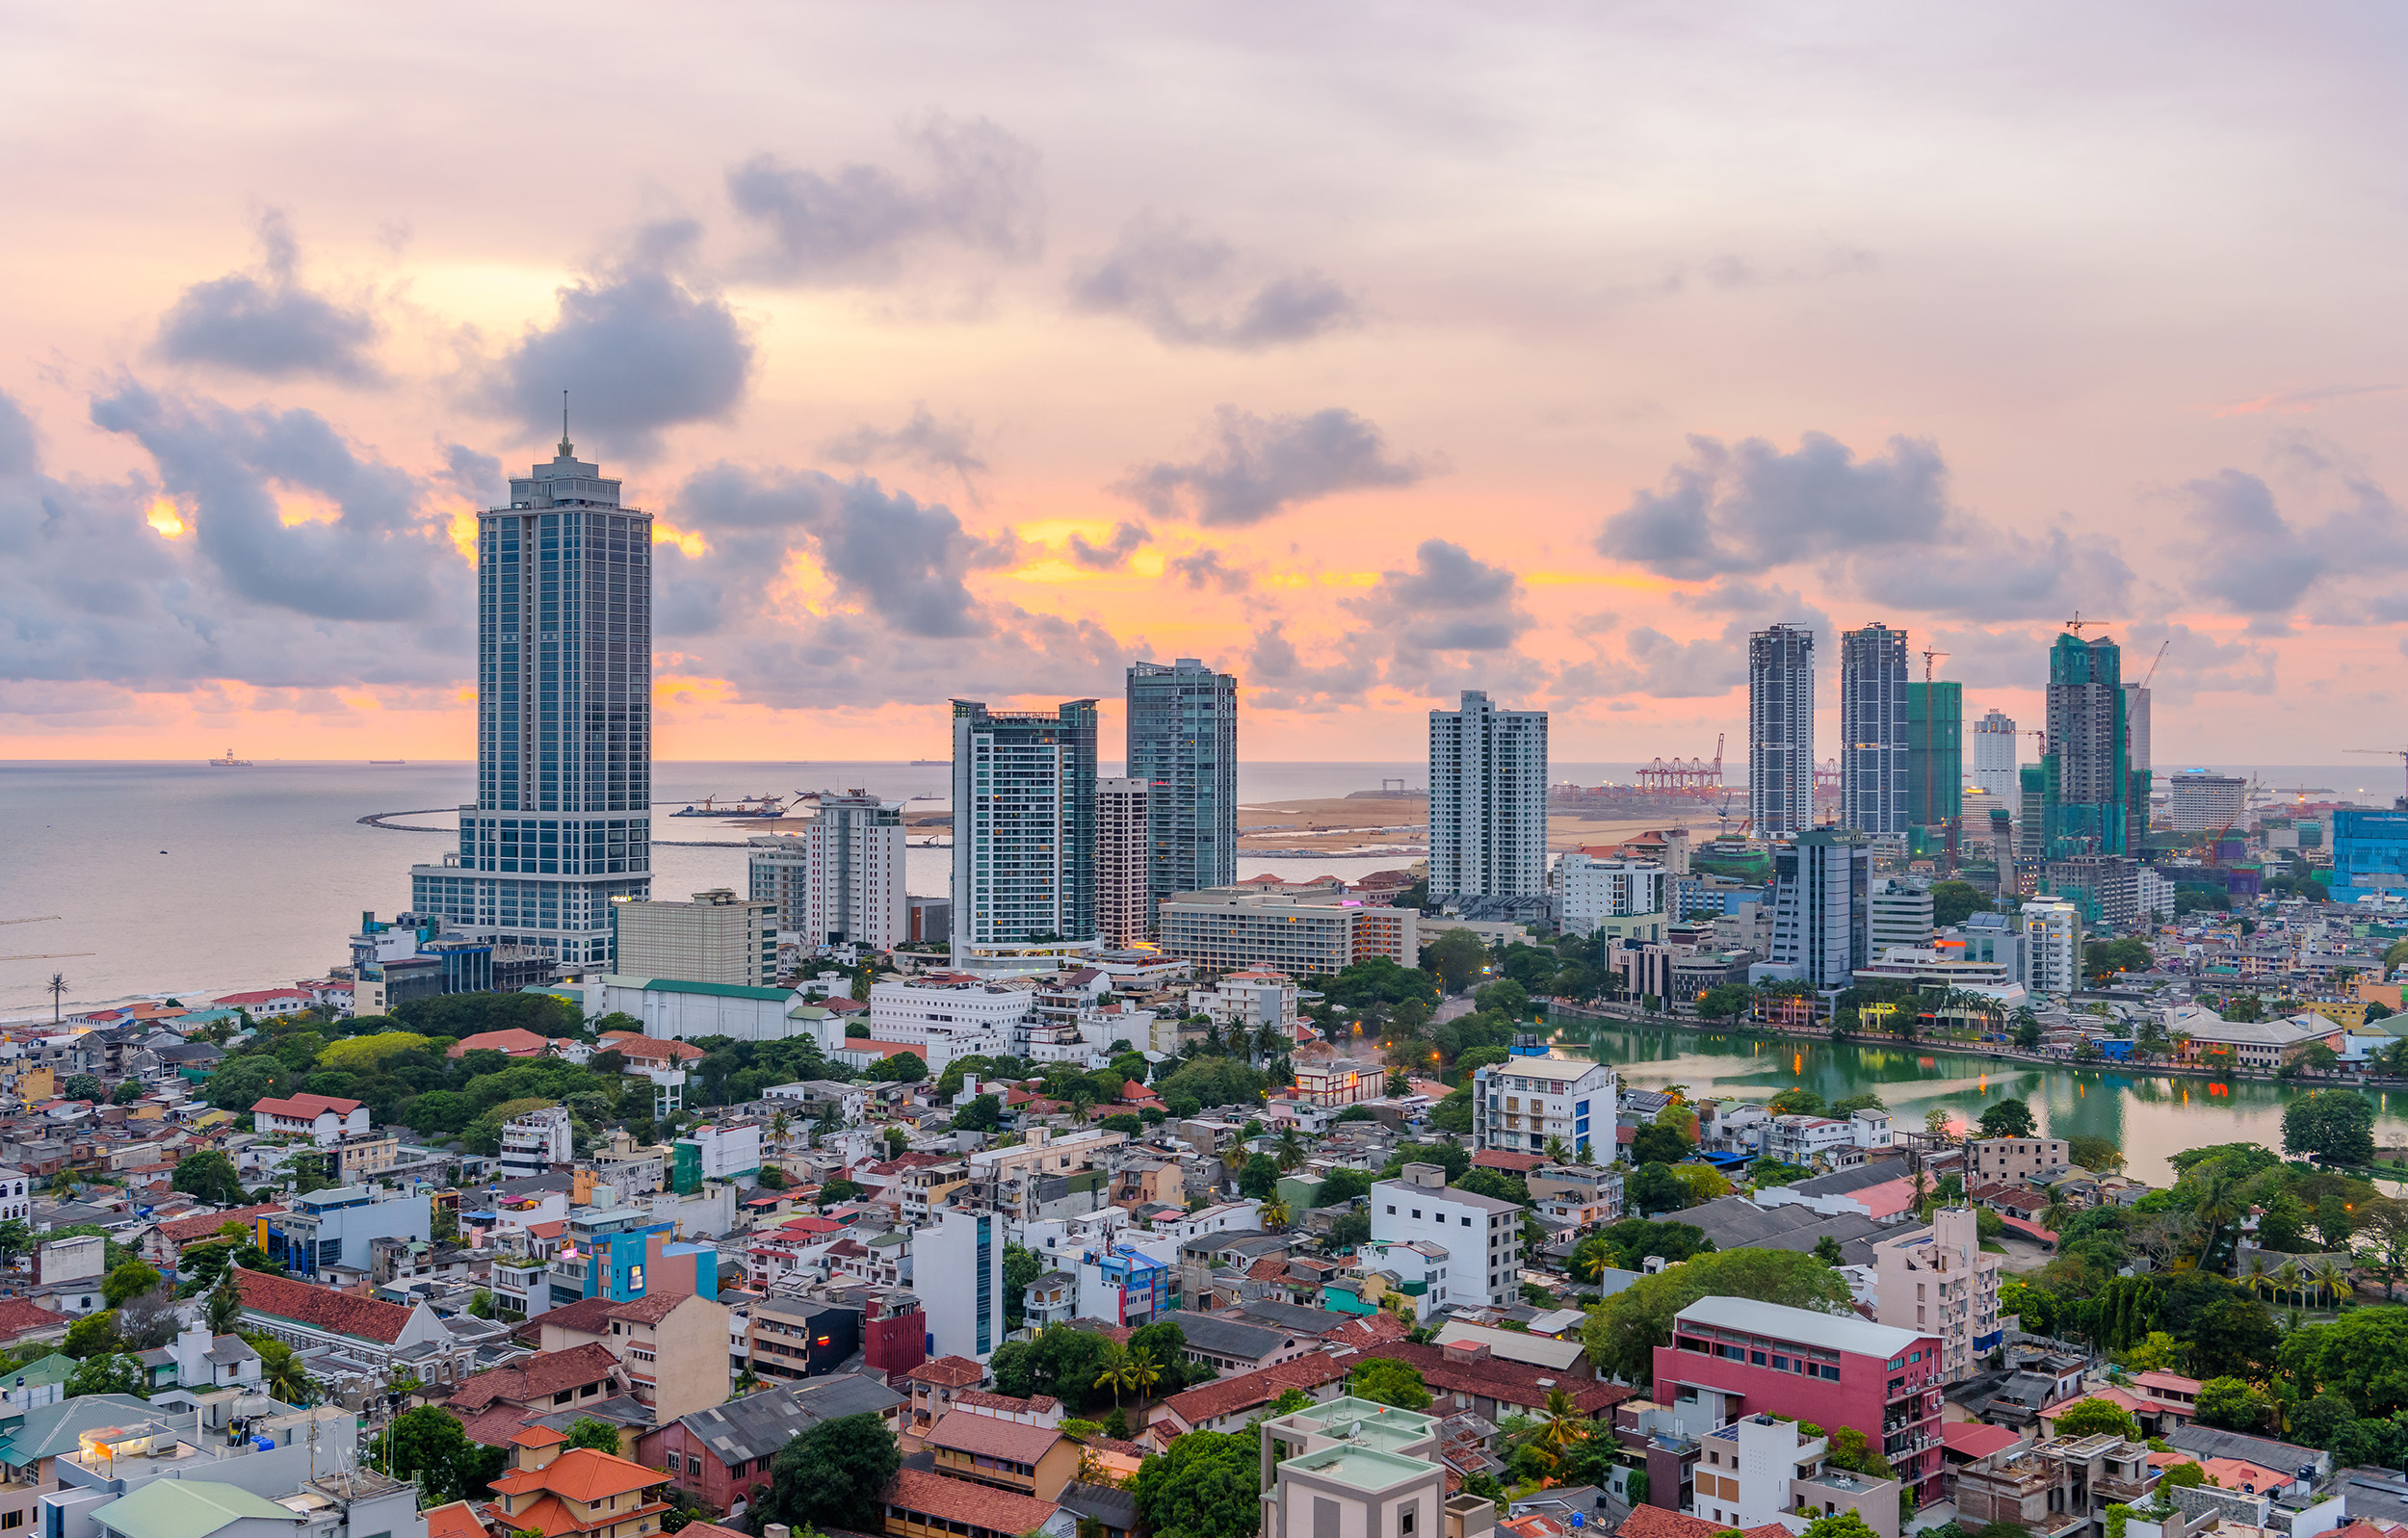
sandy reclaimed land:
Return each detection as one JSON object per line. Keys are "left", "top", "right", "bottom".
{"left": 1234, "top": 796, "right": 1698, "bottom": 856}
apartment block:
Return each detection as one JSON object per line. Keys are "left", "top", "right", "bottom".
{"left": 500, "top": 1107, "right": 573, "bottom": 1180}
{"left": 1159, "top": 888, "right": 1419, "bottom": 975}
{"left": 1428, "top": 690, "right": 1549, "bottom": 902}
{"left": 1471, "top": 1056, "right": 1615, "bottom": 1160}
{"left": 1257, "top": 1396, "right": 1468, "bottom": 1538}
{"left": 1967, "top": 1137, "right": 2071, "bottom": 1185}
{"left": 614, "top": 889, "right": 776, "bottom": 987}
{"left": 1097, "top": 777, "right": 1151, "bottom": 948}
{"left": 1690, "top": 1412, "right": 1901, "bottom": 1538}
{"left": 1371, "top": 1162, "right": 1524, "bottom": 1308}
{"left": 1555, "top": 855, "right": 1667, "bottom": 937}
{"left": 746, "top": 792, "right": 907, "bottom": 951}
{"left": 1871, "top": 1207, "right": 2002, "bottom": 1385}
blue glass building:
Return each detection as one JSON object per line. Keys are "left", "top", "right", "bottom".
{"left": 1126, "top": 659, "right": 1238, "bottom": 920}
{"left": 2331, "top": 806, "right": 2408, "bottom": 902}
{"left": 411, "top": 434, "right": 652, "bottom": 965}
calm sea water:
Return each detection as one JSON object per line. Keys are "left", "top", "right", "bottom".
{"left": 1548, "top": 1020, "right": 2408, "bottom": 1188}
{"left": 0, "top": 759, "right": 1637, "bottom": 1017}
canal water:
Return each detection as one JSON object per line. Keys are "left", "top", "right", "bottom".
{"left": 1543, "top": 1017, "right": 2408, "bottom": 1188}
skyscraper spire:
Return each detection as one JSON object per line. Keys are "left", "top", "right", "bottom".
{"left": 559, "top": 390, "right": 573, "bottom": 457}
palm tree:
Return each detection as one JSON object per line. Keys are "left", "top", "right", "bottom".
{"left": 1261, "top": 1197, "right": 1293, "bottom": 1231}
{"left": 264, "top": 1350, "right": 311, "bottom": 1404}
{"left": 768, "top": 1108, "right": 791, "bottom": 1149}
{"left": 2039, "top": 1185, "right": 2076, "bottom": 1239}
{"left": 2311, "top": 1256, "right": 2351, "bottom": 1312}
{"left": 1274, "top": 1125, "right": 1305, "bottom": 1172}
{"left": 2191, "top": 1170, "right": 2243, "bottom": 1268}
{"left": 1094, "top": 1341, "right": 1130, "bottom": 1406}
{"left": 1254, "top": 1022, "right": 1286, "bottom": 1065}
{"left": 1126, "top": 1348, "right": 1163, "bottom": 1404}
{"left": 1533, "top": 1387, "right": 1589, "bottom": 1459}
{"left": 1544, "top": 1134, "right": 1571, "bottom": 1163}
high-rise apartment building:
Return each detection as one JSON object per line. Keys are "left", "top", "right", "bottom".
{"left": 1749, "top": 625, "right": 1816, "bottom": 837}
{"left": 2021, "top": 899, "right": 2081, "bottom": 994}
{"left": 951, "top": 698, "right": 1100, "bottom": 968}
{"left": 1097, "top": 777, "right": 1150, "bottom": 948}
{"left": 1906, "top": 680, "right": 1962, "bottom": 831}
{"left": 745, "top": 793, "right": 906, "bottom": 952}
{"left": 1972, "top": 710, "right": 2018, "bottom": 802}
{"left": 1839, "top": 624, "right": 1909, "bottom": 836}
{"left": 410, "top": 436, "right": 651, "bottom": 967}
{"left": 1427, "top": 691, "right": 1549, "bottom": 902}
{"left": 2165, "top": 771, "right": 2246, "bottom": 835}
{"left": 1126, "top": 659, "right": 1238, "bottom": 921}
{"left": 2122, "top": 683, "right": 2152, "bottom": 777}
{"left": 1753, "top": 829, "right": 1871, "bottom": 990}
{"left": 1871, "top": 1207, "right": 2002, "bottom": 1394}
{"left": 614, "top": 888, "right": 777, "bottom": 986}
{"left": 2043, "top": 633, "right": 2127, "bottom": 857}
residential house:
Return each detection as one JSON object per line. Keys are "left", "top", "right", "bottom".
{"left": 231, "top": 1267, "right": 475, "bottom": 1385}
{"left": 484, "top": 1425, "right": 671, "bottom": 1538}
{"left": 643, "top": 1373, "right": 905, "bottom": 1518}
{"left": 1145, "top": 1355, "right": 1348, "bottom": 1444}
{"left": 438, "top": 1342, "right": 626, "bottom": 1446}
{"left": 925, "top": 1411, "right": 1080, "bottom": 1501}
{"left": 901, "top": 1357, "right": 988, "bottom": 1433}
{"left": 249, "top": 1094, "right": 371, "bottom": 1146}
{"left": 877, "top": 1466, "right": 1069, "bottom": 1538}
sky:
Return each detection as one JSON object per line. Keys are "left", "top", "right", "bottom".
{"left": 5, "top": 3, "right": 2408, "bottom": 769}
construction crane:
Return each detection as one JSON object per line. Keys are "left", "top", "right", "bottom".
{"left": 0, "top": 954, "right": 92, "bottom": 962}
{"left": 2344, "top": 748, "right": 2408, "bottom": 805}
{"left": 2063, "top": 612, "right": 2110, "bottom": 638}
{"left": 2140, "top": 638, "right": 2171, "bottom": 689}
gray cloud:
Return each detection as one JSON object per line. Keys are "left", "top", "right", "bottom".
{"left": 0, "top": 384, "right": 467, "bottom": 697}
{"left": 1114, "top": 405, "right": 1429, "bottom": 528}
{"left": 1167, "top": 547, "right": 1250, "bottom": 593}
{"left": 727, "top": 116, "right": 1043, "bottom": 285}
{"left": 439, "top": 444, "right": 501, "bottom": 503}
{"left": 1244, "top": 540, "right": 1538, "bottom": 711}
{"left": 1067, "top": 522, "right": 1149, "bottom": 571}
{"left": 818, "top": 404, "right": 988, "bottom": 482}
{"left": 1069, "top": 213, "right": 1361, "bottom": 351}
{"left": 154, "top": 210, "right": 383, "bottom": 385}
{"left": 481, "top": 222, "right": 754, "bottom": 460}
{"left": 2179, "top": 469, "right": 2327, "bottom": 614}
{"left": 0, "top": 393, "right": 34, "bottom": 478}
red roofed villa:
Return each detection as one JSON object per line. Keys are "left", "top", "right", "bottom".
{"left": 486, "top": 1425, "right": 669, "bottom": 1538}
{"left": 249, "top": 1092, "right": 370, "bottom": 1144}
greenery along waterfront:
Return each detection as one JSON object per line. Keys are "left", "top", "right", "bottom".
{"left": 1544, "top": 1016, "right": 2408, "bottom": 1188}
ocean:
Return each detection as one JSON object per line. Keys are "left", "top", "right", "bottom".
{"left": 0, "top": 757, "right": 2367, "bottom": 1020}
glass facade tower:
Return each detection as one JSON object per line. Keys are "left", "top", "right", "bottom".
{"left": 1748, "top": 624, "right": 1816, "bottom": 837}
{"left": 1126, "top": 658, "right": 1238, "bottom": 919}
{"left": 2042, "top": 633, "right": 2127, "bottom": 857}
{"left": 1906, "top": 680, "right": 1963, "bottom": 830}
{"left": 410, "top": 435, "right": 652, "bottom": 966}
{"left": 1839, "top": 623, "right": 1910, "bottom": 836}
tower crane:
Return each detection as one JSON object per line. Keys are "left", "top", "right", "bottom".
{"left": 2140, "top": 638, "right": 2170, "bottom": 689}
{"left": 2344, "top": 748, "right": 2408, "bottom": 806}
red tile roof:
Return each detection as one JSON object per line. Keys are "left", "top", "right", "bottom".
{"left": 1357, "top": 1341, "right": 1628, "bottom": 1416}
{"left": 450, "top": 1342, "right": 620, "bottom": 1412}
{"left": 422, "top": 1502, "right": 488, "bottom": 1538}
{"left": 154, "top": 1203, "right": 285, "bottom": 1246}
{"left": 607, "top": 1293, "right": 688, "bottom": 1325}
{"left": 883, "top": 1468, "right": 1058, "bottom": 1535}
{"left": 1615, "top": 1510, "right": 1786, "bottom": 1538}
{"left": 487, "top": 1446, "right": 663, "bottom": 1501}
{"left": 1159, "top": 1353, "right": 1347, "bottom": 1428}
{"left": 1941, "top": 1421, "right": 2025, "bottom": 1460}
{"left": 928, "top": 1410, "right": 1063, "bottom": 1463}
{"left": 1323, "top": 1312, "right": 1411, "bottom": 1350}
{"left": 234, "top": 1266, "right": 414, "bottom": 1344}
{"left": 953, "top": 1390, "right": 1060, "bottom": 1415}
{"left": 516, "top": 1294, "right": 617, "bottom": 1343}
{"left": 903, "top": 1355, "right": 984, "bottom": 1389}
{"left": 250, "top": 1092, "right": 363, "bottom": 1119}
{"left": 598, "top": 1033, "right": 705, "bottom": 1063}
{"left": 455, "top": 1403, "right": 547, "bottom": 1447}
{"left": 0, "top": 1298, "right": 70, "bottom": 1341}
{"left": 1472, "top": 1150, "right": 1548, "bottom": 1173}
{"left": 450, "top": 1029, "right": 554, "bottom": 1058}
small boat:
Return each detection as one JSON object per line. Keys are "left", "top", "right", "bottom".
{"left": 369, "top": 759, "right": 406, "bottom": 765}
{"left": 209, "top": 747, "right": 253, "bottom": 767}
{"left": 908, "top": 759, "right": 946, "bottom": 767}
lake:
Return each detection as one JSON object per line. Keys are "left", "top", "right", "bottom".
{"left": 1542, "top": 1017, "right": 2408, "bottom": 1188}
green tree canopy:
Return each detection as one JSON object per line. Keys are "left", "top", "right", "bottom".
{"left": 1627, "top": 1162, "right": 1688, "bottom": 1215}
{"left": 203, "top": 1056, "right": 293, "bottom": 1111}
{"left": 2284, "top": 1089, "right": 2377, "bottom": 1166}
{"left": 1584, "top": 1247, "right": 1851, "bottom": 1388}
{"left": 1348, "top": 1358, "right": 1431, "bottom": 1410}
{"left": 1156, "top": 1056, "right": 1267, "bottom": 1108}
{"left": 1131, "top": 1428, "right": 1259, "bottom": 1538}
{"left": 65, "top": 1353, "right": 146, "bottom": 1398}
{"left": 1425, "top": 928, "right": 1489, "bottom": 995}
{"left": 758, "top": 1413, "right": 901, "bottom": 1533}
{"left": 2051, "top": 1397, "right": 2139, "bottom": 1441}
{"left": 1977, "top": 1098, "right": 2038, "bottom": 1139}
{"left": 102, "top": 1261, "right": 161, "bottom": 1310}
{"left": 1928, "top": 881, "right": 1988, "bottom": 927}
{"left": 2194, "top": 1377, "right": 2273, "bottom": 1431}
{"left": 171, "top": 1151, "right": 247, "bottom": 1206}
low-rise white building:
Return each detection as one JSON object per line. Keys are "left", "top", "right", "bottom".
{"left": 1353, "top": 1238, "right": 1452, "bottom": 1319}
{"left": 1555, "top": 854, "right": 1668, "bottom": 937}
{"left": 249, "top": 1092, "right": 371, "bottom": 1146}
{"left": 868, "top": 974, "right": 1031, "bottom": 1068}
{"left": 498, "top": 1106, "right": 572, "bottom": 1180}
{"left": 1761, "top": 1108, "right": 1893, "bottom": 1167}
{"left": 1187, "top": 972, "right": 1300, "bottom": 1035}
{"left": 1870, "top": 878, "right": 1935, "bottom": 951}
{"left": 2022, "top": 900, "right": 2082, "bottom": 995}
{"left": 1470, "top": 1056, "right": 1616, "bottom": 1160}
{"left": 1369, "top": 1162, "right": 1523, "bottom": 1307}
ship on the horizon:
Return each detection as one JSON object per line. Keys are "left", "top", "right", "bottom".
{"left": 908, "top": 759, "right": 946, "bottom": 767}
{"left": 208, "top": 747, "right": 253, "bottom": 767}
{"left": 671, "top": 795, "right": 784, "bottom": 819}
{"left": 369, "top": 759, "right": 406, "bottom": 765}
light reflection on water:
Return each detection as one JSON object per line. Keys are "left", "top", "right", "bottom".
{"left": 1544, "top": 1016, "right": 2408, "bottom": 1188}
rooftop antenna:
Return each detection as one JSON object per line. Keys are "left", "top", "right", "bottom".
{"left": 559, "top": 391, "right": 572, "bottom": 457}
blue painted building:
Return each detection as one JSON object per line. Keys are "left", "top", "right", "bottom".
{"left": 550, "top": 1206, "right": 719, "bottom": 1308}
{"left": 2331, "top": 806, "right": 2408, "bottom": 903}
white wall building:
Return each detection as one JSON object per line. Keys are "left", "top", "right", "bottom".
{"left": 2167, "top": 771, "right": 2247, "bottom": 835}
{"left": 0, "top": 1166, "right": 30, "bottom": 1223}
{"left": 498, "top": 1107, "right": 572, "bottom": 1180}
{"left": 1555, "top": 855, "right": 1668, "bottom": 937}
{"left": 867, "top": 975, "right": 1031, "bottom": 1068}
{"left": 251, "top": 1093, "right": 371, "bottom": 1146}
{"left": 1871, "top": 1207, "right": 2002, "bottom": 1385}
{"left": 1354, "top": 1238, "right": 1452, "bottom": 1320}
{"left": 586, "top": 976, "right": 822, "bottom": 1041}
{"left": 1187, "top": 971, "right": 1299, "bottom": 1034}
{"left": 1752, "top": 830, "right": 1872, "bottom": 990}
{"left": 1972, "top": 709, "right": 2018, "bottom": 802}
{"left": 1869, "top": 879, "right": 1934, "bottom": 951}
{"left": 1428, "top": 690, "right": 1550, "bottom": 903}
{"left": 1097, "top": 777, "right": 1150, "bottom": 949}
{"left": 1470, "top": 1056, "right": 1616, "bottom": 1160}
{"left": 675, "top": 1119, "right": 763, "bottom": 1182}
{"left": 614, "top": 888, "right": 777, "bottom": 987}
{"left": 2022, "top": 899, "right": 2082, "bottom": 995}
{"left": 915, "top": 1208, "right": 1008, "bottom": 1361}
{"left": 746, "top": 793, "right": 908, "bottom": 953}
{"left": 1370, "top": 1162, "right": 1524, "bottom": 1307}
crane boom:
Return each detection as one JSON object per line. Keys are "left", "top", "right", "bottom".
{"left": 2140, "top": 639, "right": 2170, "bottom": 689}
{"left": 0, "top": 953, "right": 94, "bottom": 962}
{"left": 0, "top": 917, "right": 61, "bottom": 926}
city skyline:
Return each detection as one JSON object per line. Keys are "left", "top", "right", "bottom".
{"left": 6, "top": 8, "right": 2407, "bottom": 766}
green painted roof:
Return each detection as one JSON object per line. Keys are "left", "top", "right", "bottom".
{"left": 641, "top": 978, "right": 790, "bottom": 1002}
{"left": 5, "top": 1354, "right": 74, "bottom": 1388}
{"left": 94, "top": 1479, "right": 301, "bottom": 1538}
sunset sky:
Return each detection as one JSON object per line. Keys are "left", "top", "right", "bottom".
{"left": 6, "top": 4, "right": 2407, "bottom": 769}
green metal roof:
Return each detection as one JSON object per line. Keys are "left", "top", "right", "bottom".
{"left": 641, "top": 978, "right": 790, "bottom": 1001}
{"left": 94, "top": 1479, "right": 301, "bottom": 1538}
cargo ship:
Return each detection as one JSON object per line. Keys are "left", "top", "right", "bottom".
{"left": 209, "top": 747, "right": 253, "bottom": 767}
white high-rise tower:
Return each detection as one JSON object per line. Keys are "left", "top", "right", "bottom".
{"left": 1427, "top": 691, "right": 1549, "bottom": 903}
{"left": 1972, "top": 710, "right": 2018, "bottom": 802}
{"left": 1749, "top": 624, "right": 1816, "bottom": 837}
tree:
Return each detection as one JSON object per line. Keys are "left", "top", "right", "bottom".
{"left": 2194, "top": 1377, "right": 2272, "bottom": 1431}
{"left": 866, "top": 1051, "right": 928, "bottom": 1083}
{"left": 1131, "top": 1428, "right": 1258, "bottom": 1538}
{"left": 64, "top": 1310, "right": 123, "bottom": 1360}
{"left": 1349, "top": 1357, "right": 1432, "bottom": 1410}
{"left": 466, "top": 1289, "right": 496, "bottom": 1319}
{"left": 2284, "top": 1089, "right": 2377, "bottom": 1165}
{"left": 2065, "top": 1136, "right": 2124, "bottom": 1173}
{"left": 2052, "top": 1397, "right": 2140, "bottom": 1441}
{"left": 563, "top": 1417, "right": 620, "bottom": 1452}
{"left": 109, "top": 1078, "right": 144, "bottom": 1105}
{"left": 102, "top": 1261, "right": 161, "bottom": 1309}
{"left": 171, "top": 1151, "right": 247, "bottom": 1207}
{"left": 1627, "top": 1162, "right": 1688, "bottom": 1215}
{"left": 1584, "top": 1247, "right": 1850, "bottom": 1388}
{"left": 1977, "top": 1099, "right": 2037, "bottom": 1139}
{"left": 59, "top": 1074, "right": 105, "bottom": 1104}
{"left": 1695, "top": 983, "right": 1756, "bottom": 1020}
{"left": 1812, "top": 1235, "right": 1844, "bottom": 1265}
{"left": 1267, "top": 1387, "right": 1314, "bottom": 1417}
{"left": 1238, "top": 1155, "right": 1282, "bottom": 1200}
{"left": 1631, "top": 1124, "right": 1690, "bottom": 1165}
{"left": 65, "top": 1353, "right": 145, "bottom": 1398}
{"left": 1426, "top": 928, "right": 1489, "bottom": 995}
{"left": 1801, "top": 1513, "right": 1882, "bottom": 1538}
{"left": 205, "top": 1269, "right": 245, "bottom": 1335}
{"left": 1929, "top": 881, "right": 1988, "bottom": 927}
{"left": 383, "top": 1406, "right": 491, "bottom": 1502}
{"left": 201, "top": 1056, "right": 293, "bottom": 1111}
{"left": 758, "top": 1413, "right": 901, "bottom": 1534}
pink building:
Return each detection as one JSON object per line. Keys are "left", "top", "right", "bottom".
{"left": 1652, "top": 1295, "right": 1948, "bottom": 1508}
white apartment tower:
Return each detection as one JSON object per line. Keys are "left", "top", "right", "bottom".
{"left": 1839, "top": 623, "right": 1910, "bottom": 836}
{"left": 1972, "top": 710, "right": 2018, "bottom": 802}
{"left": 1427, "top": 691, "right": 1549, "bottom": 903}
{"left": 1872, "top": 1206, "right": 2002, "bottom": 1384}
{"left": 1097, "top": 777, "right": 1150, "bottom": 948}
{"left": 613, "top": 888, "right": 776, "bottom": 986}
{"left": 1370, "top": 1162, "right": 1524, "bottom": 1307}
{"left": 2021, "top": 899, "right": 2081, "bottom": 995}
{"left": 746, "top": 793, "right": 906, "bottom": 951}
{"left": 1749, "top": 625, "right": 1816, "bottom": 837}
{"left": 951, "top": 698, "right": 1100, "bottom": 968}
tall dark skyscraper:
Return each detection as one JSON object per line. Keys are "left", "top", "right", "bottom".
{"left": 1839, "top": 623, "right": 1909, "bottom": 836}
{"left": 411, "top": 434, "right": 652, "bottom": 965}
{"left": 1748, "top": 624, "right": 1815, "bottom": 837}
{"left": 2043, "top": 632, "right": 2126, "bottom": 857}
{"left": 1126, "top": 659, "right": 1237, "bottom": 915}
